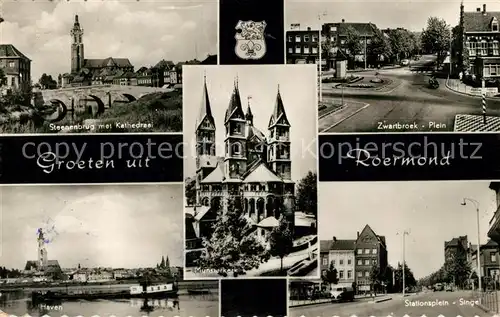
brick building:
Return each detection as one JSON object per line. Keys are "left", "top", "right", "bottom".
{"left": 286, "top": 27, "right": 320, "bottom": 65}
{"left": 354, "top": 225, "right": 388, "bottom": 292}
{"left": 460, "top": 4, "right": 500, "bottom": 78}
{"left": 0, "top": 44, "right": 31, "bottom": 92}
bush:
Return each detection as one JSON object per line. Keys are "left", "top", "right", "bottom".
{"left": 347, "top": 83, "right": 375, "bottom": 88}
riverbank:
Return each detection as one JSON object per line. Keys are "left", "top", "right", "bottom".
{"left": 0, "top": 280, "right": 217, "bottom": 292}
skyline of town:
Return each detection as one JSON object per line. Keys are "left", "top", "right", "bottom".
{"left": 1, "top": 0, "right": 217, "bottom": 81}
{"left": 286, "top": 0, "right": 500, "bottom": 31}
{"left": 183, "top": 65, "right": 318, "bottom": 182}
{"left": 319, "top": 182, "right": 497, "bottom": 279}
{"left": 0, "top": 185, "right": 184, "bottom": 270}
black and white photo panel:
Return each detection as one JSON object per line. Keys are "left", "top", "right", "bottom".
{"left": 0, "top": 184, "right": 219, "bottom": 317}
{"left": 183, "top": 64, "right": 318, "bottom": 279}
{"left": 0, "top": 0, "right": 217, "bottom": 134}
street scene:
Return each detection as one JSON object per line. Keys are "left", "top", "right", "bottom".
{"left": 0, "top": 1, "right": 216, "bottom": 133}
{"left": 0, "top": 185, "right": 218, "bottom": 317}
{"left": 287, "top": 1, "right": 500, "bottom": 132}
{"left": 289, "top": 181, "right": 500, "bottom": 317}
{"left": 183, "top": 65, "right": 318, "bottom": 278}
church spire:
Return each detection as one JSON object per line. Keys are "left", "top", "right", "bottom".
{"left": 245, "top": 96, "right": 253, "bottom": 124}
{"left": 224, "top": 76, "right": 244, "bottom": 124}
{"left": 196, "top": 72, "right": 214, "bottom": 130}
{"left": 268, "top": 84, "right": 290, "bottom": 128}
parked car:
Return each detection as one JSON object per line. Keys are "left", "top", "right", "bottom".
{"left": 330, "top": 286, "right": 355, "bottom": 302}
{"left": 433, "top": 283, "right": 444, "bottom": 291}
{"left": 445, "top": 284, "right": 453, "bottom": 292}
{"left": 401, "top": 59, "right": 410, "bottom": 66}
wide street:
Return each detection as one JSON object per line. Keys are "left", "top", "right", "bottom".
{"left": 289, "top": 290, "right": 490, "bottom": 317}
{"left": 319, "top": 61, "right": 500, "bottom": 132}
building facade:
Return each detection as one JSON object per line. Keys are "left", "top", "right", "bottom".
{"left": 0, "top": 44, "right": 31, "bottom": 92}
{"left": 328, "top": 238, "right": 356, "bottom": 288}
{"left": 63, "top": 15, "right": 134, "bottom": 87}
{"left": 460, "top": 4, "right": 500, "bottom": 78}
{"left": 286, "top": 27, "right": 320, "bottom": 65}
{"left": 354, "top": 225, "right": 388, "bottom": 292}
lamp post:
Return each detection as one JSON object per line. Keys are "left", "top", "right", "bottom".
{"left": 461, "top": 198, "right": 482, "bottom": 292}
{"left": 318, "top": 11, "right": 327, "bottom": 104}
{"left": 397, "top": 230, "right": 410, "bottom": 296}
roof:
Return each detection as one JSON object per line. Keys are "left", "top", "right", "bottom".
{"left": 320, "top": 239, "right": 356, "bottom": 252}
{"left": 482, "top": 239, "right": 499, "bottom": 249}
{"left": 198, "top": 156, "right": 219, "bottom": 170}
{"left": 200, "top": 55, "right": 217, "bottom": 65}
{"left": 194, "top": 206, "right": 211, "bottom": 221}
{"left": 268, "top": 87, "right": 290, "bottom": 128}
{"left": 224, "top": 81, "right": 245, "bottom": 123}
{"left": 445, "top": 236, "right": 468, "bottom": 249}
{"left": 200, "top": 162, "right": 225, "bottom": 183}
{"left": 83, "top": 57, "right": 133, "bottom": 69}
{"left": 324, "top": 22, "right": 378, "bottom": 37}
{"left": 294, "top": 212, "right": 316, "bottom": 227}
{"left": 185, "top": 217, "right": 197, "bottom": 240}
{"left": 356, "top": 224, "right": 386, "bottom": 248}
{"left": 0, "top": 44, "right": 30, "bottom": 60}
{"left": 196, "top": 77, "right": 215, "bottom": 130}
{"left": 464, "top": 11, "right": 500, "bottom": 32}
{"left": 257, "top": 216, "right": 279, "bottom": 228}
{"left": 242, "top": 161, "right": 283, "bottom": 183}
{"left": 320, "top": 240, "right": 332, "bottom": 253}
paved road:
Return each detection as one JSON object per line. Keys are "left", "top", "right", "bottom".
{"left": 289, "top": 291, "right": 489, "bottom": 317}
{"left": 319, "top": 67, "right": 500, "bottom": 132}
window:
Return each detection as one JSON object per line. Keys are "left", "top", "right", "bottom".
{"left": 288, "top": 35, "right": 293, "bottom": 42}
{"left": 492, "top": 252, "right": 497, "bottom": 262}
{"left": 357, "top": 271, "right": 362, "bottom": 277}
{"left": 322, "top": 258, "right": 328, "bottom": 265}
{"left": 304, "top": 46, "right": 310, "bottom": 54}
{"left": 364, "top": 259, "right": 370, "bottom": 265}
{"left": 357, "top": 259, "right": 362, "bottom": 265}
{"left": 312, "top": 34, "right": 318, "bottom": 42}
{"left": 340, "top": 39, "right": 345, "bottom": 45}
{"left": 330, "top": 26, "right": 337, "bottom": 32}
{"left": 339, "top": 270, "right": 344, "bottom": 278}
{"left": 330, "top": 35, "right": 336, "bottom": 42}
{"left": 232, "top": 143, "right": 241, "bottom": 155}
{"left": 493, "top": 41, "right": 499, "bottom": 55}
{"left": 295, "top": 35, "right": 301, "bottom": 42}
{"left": 365, "top": 271, "right": 370, "bottom": 277}
{"left": 332, "top": 260, "right": 335, "bottom": 266}
{"left": 467, "top": 41, "right": 477, "bottom": 56}
{"left": 493, "top": 21, "right": 499, "bottom": 32}
{"left": 304, "top": 35, "right": 310, "bottom": 42}
{"left": 312, "top": 46, "right": 318, "bottom": 54}
{"left": 366, "top": 39, "right": 372, "bottom": 44}
{"left": 295, "top": 45, "right": 301, "bottom": 54}
{"left": 372, "top": 248, "right": 377, "bottom": 254}
{"left": 8, "top": 61, "right": 14, "bottom": 68}
{"left": 288, "top": 47, "right": 293, "bottom": 54}
{"left": 10, "top": 77, "right": 15, "bottom": 87}
{"left": 347, "top": 270, "right": 352, "bottom": 279}
{"left": 347, "top": 259, "right": 352, "bottom": 265}
{"left": 339, "top": 259, "right": 344, "bottom": 265}
{"left": 373, "top": 259, "right": 377, "bottom": 265}
{"left": 357, "top": 249, "right": 362, "bottom": 255}
{"left": 480, "top": 40, "right": 488, "bottom": 56}
{"left": 364, "top": 249, "right": 369, "bottom": 254}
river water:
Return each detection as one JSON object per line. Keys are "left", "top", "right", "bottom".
{"left": 0, "top": 290, "right": 219, "bottom": 317}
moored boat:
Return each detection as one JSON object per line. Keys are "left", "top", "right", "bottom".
{"left": 32, "top": 282, "right": 178, "bottom": 302}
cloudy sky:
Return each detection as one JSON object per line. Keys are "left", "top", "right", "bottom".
{"left": 0, "top": 185, "right": 183, "bottom": 270}
{"left": 1, "top": 0, "right": 217, "bottom": 82}
{"left": 319, "top": 181, "right": 498, "bottom": 279}
{"left": 183, "top": 65, "right": 318, "bottom": 182}
{"left": 286, "top": 0, "right": 500, "bottom": 32}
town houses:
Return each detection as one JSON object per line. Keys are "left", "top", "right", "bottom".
{"left": 0, "top": 44, "right": 31, "bottom": 94}
{"left": 318, "top": 225, "right": 388, "bottom": 294}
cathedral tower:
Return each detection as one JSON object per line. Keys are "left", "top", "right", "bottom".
{"left": 267, "top": 85, "right": 291, "bottom": 180}
{"left": 195, "top": 74, "right": 216, "bottom": 205}
{"left": 70, "top": 15, "right": 84, "bottom": 74}
{"left": 37, "top": 228, "right": 48, "bottom": 270}
{"left": 223, "top": 78, "right": 247, "bottom": 180}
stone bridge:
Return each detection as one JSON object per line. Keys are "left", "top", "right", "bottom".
{"left": 34, "top": 85, "right": 169, "bottom": 120}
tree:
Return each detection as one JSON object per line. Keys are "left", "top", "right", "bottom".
{"left": 321, "top": 30, "right": 335, "bottom": 70}
{"left": 0, "top": 68, "right": 6, "bottom": 87}
{"left": 444, "top": 250, "right": 471, "bottom": 287}
{"left": 394, "top": 262, "right": 417, "bottom": 292}
{"left": 367, "top": 28, "right": 391, "bottom": 66}
{"left": 387, "top": 29, "right": 415, "bottom": 62}
{"left": 185, "top": 177, "right": 196, "bottom": 206}
{"left": 38, "top": 73, "right": 57, "bottom": 90}
{"left": 296, "top": 171, "right": 317, "bottom": 216}
{"left": 197, "top": 197, "right": 270, "bottom": 277}
{"left": 344, "top": 26, "right": 362, "bottom": 69}
{"left": 370, "top": 265, "right": 381, "bottom": 293}
{"left": 321, "top": 260, "right": 339, "bottom": 285}
{"left": 269, "top": 216, "right": 294, "bottom": 275}
{"left": 421, "top": 17, "right": 451, "bottom": 66}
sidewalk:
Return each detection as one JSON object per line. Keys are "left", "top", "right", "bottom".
{"left": 446, "top": 78, "right": 500, "bottom": 99}
{"left": 289, "top": 294, "right": 392, "bottom": 308}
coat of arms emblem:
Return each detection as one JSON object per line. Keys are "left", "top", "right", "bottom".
{"left": 234, "top": 20, "right": 267, "bottom": 60}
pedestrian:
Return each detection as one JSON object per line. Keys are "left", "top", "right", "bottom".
{"left": 459, "top": 71, "right": 463, "bottom": 81}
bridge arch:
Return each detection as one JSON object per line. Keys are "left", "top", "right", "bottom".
{"left": 88, "top": 95, "right": 106, "bottom": 115}
{"left": 122, "top": 93, "right": 137, "bottom": 102}
{"left": 44, "top": 99, "right": 68, "bottom": 123}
